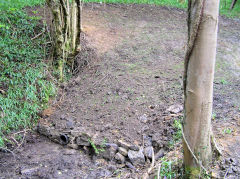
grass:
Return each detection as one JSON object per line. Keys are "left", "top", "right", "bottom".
{"left": 0, "top": 0, "right": 55, "bottom": 147}
{"left": 83, "top": 0, "right": 240, "bottom": 18}
{"left": 169, "top": 119, "right": 182, "bottom": 148}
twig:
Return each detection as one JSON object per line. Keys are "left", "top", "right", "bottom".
{"left": 210, "top": 129, "right": 222, "bottom": 156}
{"left": 224, "top": 168, "right": 229, "bottom": 179}
{"left": 13, "top": 129, "right": 27, "bottom": 151}
{"left": 12, "top": 129, "right": 30, "bottom": 136}
{"left": 157, "top": 163, "right": 162, "bottom": 179}
{"left": 31, "top": 30, "right": 45, "bottom": 40}
{"left": 143, "top": 147, "right": 155, "bottom": 179}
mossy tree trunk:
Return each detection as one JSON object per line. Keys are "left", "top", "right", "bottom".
{"left": 47, "top": 0, "right": 82, "bottom": 81}
{"left": 183, "top": 0, "right": 219, "bottom": 176}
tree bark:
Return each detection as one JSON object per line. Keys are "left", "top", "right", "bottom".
{"left": 230, "top": 0, "right": 237, "bottom": 10}
{"left": 183, "top": 0, "right": 219, "bottom": 175}
{"left": 47, "top": 0, "right": 82, "bottom": 80}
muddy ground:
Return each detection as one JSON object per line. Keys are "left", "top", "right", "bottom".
{"left": 0, "top": 4, "right": 240, "bottom": 179}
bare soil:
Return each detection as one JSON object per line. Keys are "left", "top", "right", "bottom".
{"left": 0, "top": 4, "right": 240, "bottom": 178}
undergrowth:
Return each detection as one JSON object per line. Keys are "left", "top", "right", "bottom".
{"left": 83, "top": 0, "right": 240, "bottom": 18}
{"left": 0, "top": 0, "right": 55, "bottom": 147}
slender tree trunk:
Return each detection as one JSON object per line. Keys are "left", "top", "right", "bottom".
{"left": 230, "top": 0, "right": 237, "bottom": 10}
{"left": 47, "top": 0, "right": 82, "bottom": 80}
{"left": 183, "top": 0, "right": 219, "bottom": 175}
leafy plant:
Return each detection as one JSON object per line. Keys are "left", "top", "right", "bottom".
{"left": 0, "top": 2, "right": 56, "bottom": 147}
{"left": 154, "top": 158, "right": 176, "bottom": 179}
{"left": 169, "top": 119, "right": 182, "bottom": 147}
{"left": 89, "top": 139, "right": 106, "bottom": 154}
{"left": 223, "top": 127, "right": 232, "bottom": 134}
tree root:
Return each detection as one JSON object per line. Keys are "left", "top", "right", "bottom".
{"left": 210, "top": 129, "right": 222, "bottom": 157}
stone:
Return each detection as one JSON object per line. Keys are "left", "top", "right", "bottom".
{"left": 118, "top": 147, "right": 128, "bottom": 156}
{"left": 155, "top": 149, "right": 165, "bottom": 160}
{"left": 66, "top": 120, "right": 74, "bottom": 129}
{"left": 143, "top": 135, "right": 152, "bottom": 147}
{"left": 126, "top": 162, "right": 136, "bottom": 170}
{"left": 118, "top": 140, "right": 131, "bottom": 150}
{"left": 166, "top": 104, "right": 183, "bottom": 114}
{"left": 129, "top": 144, "right": 140, "bottom": 151}
{"left": 105, "top": 143, "right": 118, "bottom": 149}
{"left": 76, "top": 133, "right": 91, "bottom": 146}
{"left": 21, "top": 167, "right": 39, "bottom": 176}
{"left": 232, "top": 166, "right": 237, "bottom": 173}
{"left": 139, "top": 114, "right": 148, "bottom": 123}
{"left": 101, "top": 144, "right": 118, "bottom": 160}
{"left": 230, "top": 158, "right": 238, "bottom": 165}
{"left": 115, "top": 152, "right": 125, "bottom": 164}
{"left": 107, "top": 164, "right": 117, "bottom": 172}
{"left": 95, "top": 159, "right": 107, "bottom": 167}
{"left": 225, "top": 158, "right": 231, "bottom": 165}
{"left": 144, "top": 146, "right": 153, "bottom": 159}
{"left": 128, "top": 149, "right": 145, "bottom": 166}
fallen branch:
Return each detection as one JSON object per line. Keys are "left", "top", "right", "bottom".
{"left": 157, "top": 163, "right": 162, "bottom": 179}
{"left": 31, "top": 30, "right": 46, "bottom": 40}
{"left": 143, "top": 147, "right": 155, "bottom": 179}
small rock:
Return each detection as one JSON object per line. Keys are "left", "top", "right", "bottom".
{"left": 101, "top": 144, "right": 118, "bottom": 160}
{"left": 126, "top": 162, "right": 136, "bottom": 170}
{"left": 115, "top": 152, "right": 125, "bottom": 164}
{"left": 95, "top": 159, "right": 107, "bottom": 167}
{"left": 225, "top": 158, "right": 231, "bottom": 165}
{"left": 129, "top": 144, "right": 140, "bottom": 151}
{"left": 155, "top": 149, "right": 165, "bottom": 160}
{"left": 128, "top": 149, "right": 145, "bottom": 166}
{"left": 143, "top": 135, "right": 152, "bottom": 147}
{"left": 144, "top": 146, "right": 153, "bottom": 159}
{"left": 211, "top": 171, "right": 219, "bottom": 178}
{"left": 230, "top": 158, "right": 238, "bottom": 165}
{"left": 228, "top": 167, "right": 233, "bottom": 174}
{"left": 107, "top": 164, "right": 117, "bottom": 172}
{"left": 105, "top": 143, "right": 118, "bottom": 150}
{"left": 139, "top": 114, "right": 148, "bottom": 123}
{"left": 232, "top": 166, "right": 237, "bottom": 173}
{"left": 118, "top": 140, "right": 131, "bottom": 150}
{"left": 66, "top": 120, "right": 74, "bottom": 129}
{"left": 68, "top": 143, "right": 79, "bottom": 149}
{"left": 118, "top": 147, "right": 128, "bottom": 156}
{"left": 167, "top": 104, "right": 183, "bottom": 114}
{"left": 76, "top": 133, "right": 91, "bottom": 146}
{"left": 21, "top": 167, "right": 39, "bottom": 176}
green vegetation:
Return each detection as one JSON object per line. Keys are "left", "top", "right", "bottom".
{"left": 223, "top": 127, "right": 233, "bottom": 134}
{"left": 0, "top": 0, "right": 44, "bottom": 10}
{"left": 0, "top": 0, "right": 55, "bottom": 147}
{"left": 83, "top": 0, "right": 240, "bottom": 18}
{"left": 169, "top": 119, "right": 182, "bottom": 148}
{"left": 88, "top": 139, "right": 106, "bottom": 154}
{"left": 154, "top": 158, "right": 177, "bottom": 178}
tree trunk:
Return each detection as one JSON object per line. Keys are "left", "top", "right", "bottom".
{"left": 183, "top": 0, "right": 219, "bottom": 176}
{"left": 47, "top": 0, "right": 82, "bottom": 80}
{"left": 230, "top": 0, "right": 237, "bottom": 10}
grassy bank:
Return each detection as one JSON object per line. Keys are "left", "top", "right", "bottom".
{"left": 84, "top": 0, "right": 240, "bottom": 18}
{"left": 0, "top": 0, "right": 55, "bottom": 147}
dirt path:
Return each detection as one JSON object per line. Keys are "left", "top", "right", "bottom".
{"left": 0, "top": 4, "right": 240, "bottom": 178}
